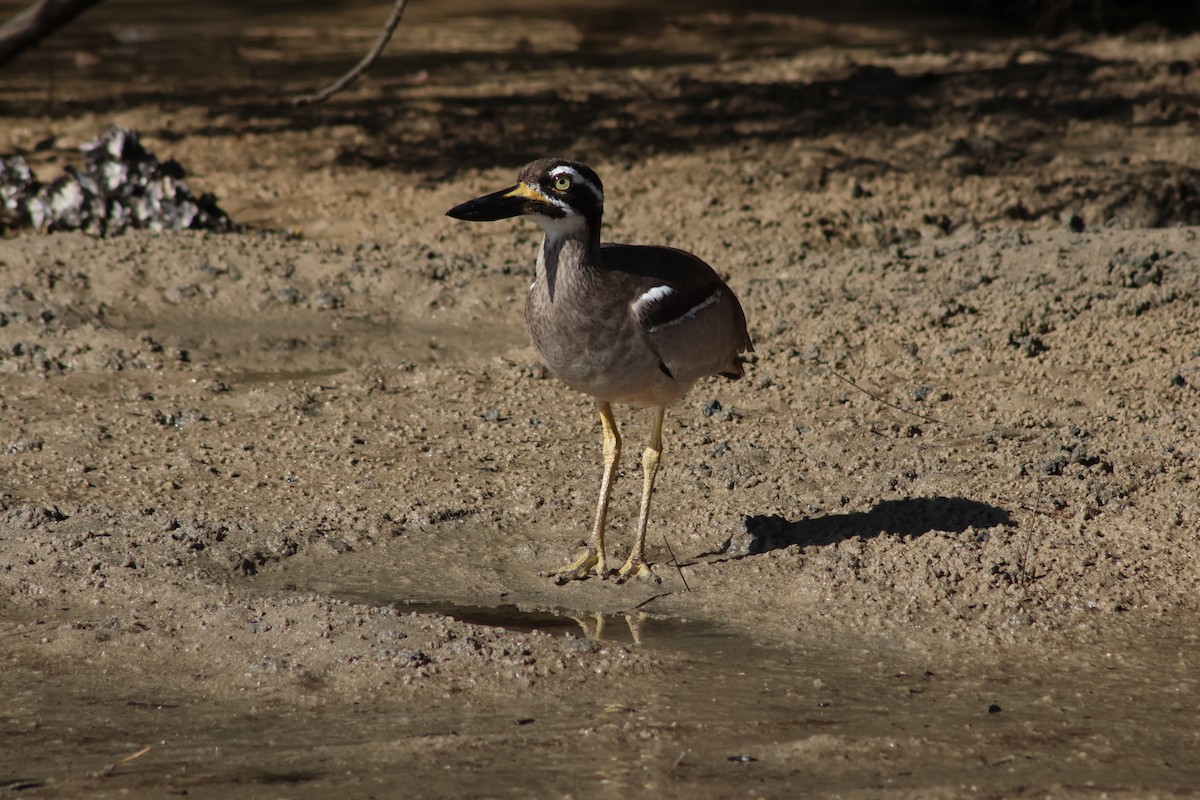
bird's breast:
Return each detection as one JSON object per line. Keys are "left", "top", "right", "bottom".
{"left": 524, "top": 277, "right": 684, "bottom": 407}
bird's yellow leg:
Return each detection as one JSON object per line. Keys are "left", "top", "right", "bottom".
{"left": 618, "top": 405, "right": 665, "bottom": 584}
{"left": 554, "top": 401, "right": 619, "bottom": 583}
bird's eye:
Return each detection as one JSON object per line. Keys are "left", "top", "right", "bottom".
{"left": 553, "top": 176, "right": 572, "bottom": 192}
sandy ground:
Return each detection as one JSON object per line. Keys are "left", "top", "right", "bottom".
{"left": 2, "top": 1, "right": 1200, "bottom": 797}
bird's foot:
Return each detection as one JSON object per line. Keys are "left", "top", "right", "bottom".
{"left": 552, "top": 547, "right": 606, "bottom": 584}
{"left": 615, "top": 557, "right": 661, "bottom": 585}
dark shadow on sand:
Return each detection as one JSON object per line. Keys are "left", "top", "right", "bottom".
{"left": 6, "top": 7, "right": 1199, "bottom": 226}
{"left": 0, "top": 16, "right": 1189, "bottom": 176}
{"left": 724, "top": 496, "right": 1014, "bottom": 556}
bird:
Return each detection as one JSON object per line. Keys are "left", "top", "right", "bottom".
{"left": 447, "top": 158, "right": 753, "bottom": 584}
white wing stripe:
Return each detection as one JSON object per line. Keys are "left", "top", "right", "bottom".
{"left": 647, "top": 290, "right": 721, "bottom": 332}
{"left": 632, "top": 285, "right": 675, "bottom": 318}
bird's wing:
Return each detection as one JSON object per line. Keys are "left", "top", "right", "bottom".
{"left": 602, "top": 244, "right": 752, "bottom": 383}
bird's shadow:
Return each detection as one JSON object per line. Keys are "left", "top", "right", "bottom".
{"left": 714, "top": 496, "right": 1014, "bottom": 557}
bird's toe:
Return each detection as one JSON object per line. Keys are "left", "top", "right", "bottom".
{"left": 551, "top": 547, "right": 605, "bottom": 584}
{"left": 615, "top": 558, "right": 661, "bottom": 585}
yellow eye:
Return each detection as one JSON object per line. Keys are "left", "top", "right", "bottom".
{"left": 553, "top": 176, "right": 572, "bottom": 192}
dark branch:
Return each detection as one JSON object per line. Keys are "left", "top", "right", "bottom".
{"left": 292, "top": 0, "right": 411, "bottom": 107}
{"left": 0, "top": 0, "right": 104, "bottom": 68}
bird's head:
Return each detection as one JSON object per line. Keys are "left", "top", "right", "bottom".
{"left": 446, "top": 158, "right": 603, "bottom": 234}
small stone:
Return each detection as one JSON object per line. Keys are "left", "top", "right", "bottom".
{"left": 165, "top": 284, "right": 201, "bottom": 304}
{"left": 323, "top": 536, "right": 353, "bottom": 554}
{"left": 274, "top": 285, "right": 304, "bottom": 305}
{"left": 313, "top": 291, "right": 343, "bottom": 310}
{"left": 1040, "top": 457, "right": 1068, "bottom": 476}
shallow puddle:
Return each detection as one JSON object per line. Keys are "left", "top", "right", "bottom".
{"left": 180, "top": 537, "right": 1200, "bottom": 796}
{"left": 9, "top": 592, "right": 1199, "bottom": 798}
{"left": 230, "top": 550, "right": 1200, "bottom": 796}
{"left": 389, "top": 600, "right": 683, "bottom": 645}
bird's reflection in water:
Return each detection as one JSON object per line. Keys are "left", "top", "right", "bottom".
{"left": 390, "top": 601, "right": 707, "bottom": 647}
{"left": 567, "top": 611, "right": 647, "bottom": 644}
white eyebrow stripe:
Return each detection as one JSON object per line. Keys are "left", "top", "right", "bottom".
{"left": 548, "top": 164, "right": 603, "bottom": 204}
{"left": 647, "top": 290, "right": 721, "bottom": 332}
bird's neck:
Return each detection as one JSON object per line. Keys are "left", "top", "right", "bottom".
{"left": 536, "top": 217, "right": 601, "bottom": 302}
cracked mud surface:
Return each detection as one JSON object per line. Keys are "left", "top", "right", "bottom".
{"left": 2, "top": 1, "right": 1199, "bottom": 796}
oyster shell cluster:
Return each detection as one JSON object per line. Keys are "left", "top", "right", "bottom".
{"left": 0, "top": 126, "right": 232, "bottom": 236}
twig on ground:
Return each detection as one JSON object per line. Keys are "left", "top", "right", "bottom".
{"left": 630, "top": 591, "right": 673, "bottom": 611}
{"left": 98, "top": 745, "right": 152, "bottom": 777}
{"left": 662, "top": 533, "right": 690, "bottom": 592}
{"left": 827, "top": 367, "right": 944, "bottom": 424}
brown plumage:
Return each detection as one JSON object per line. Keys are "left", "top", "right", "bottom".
{"left": 448, "top": 158, "right": 752, "bottom": 583}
